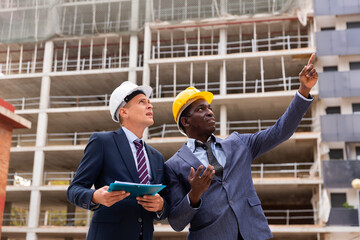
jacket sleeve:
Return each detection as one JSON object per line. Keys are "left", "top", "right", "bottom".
{"left": 164, "top": 163, "right": 199, "bottom": 232}
{"left": 237, "top": 92, "right": 313, "bottom": 160}
{"left": 67, "top": 133, "right": 103, "bottom": 210}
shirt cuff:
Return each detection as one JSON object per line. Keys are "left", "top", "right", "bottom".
{"left": 296, "top": 90, "right": 313, "bottom": 101}
{"left": 90, "top": 201, "right": 100, "bottom": 210}
{"left": 156, "top": 208, "right": 164, "bottom": 218}
{"left": 186, "top": 194, "right": 201, "bottom": 209}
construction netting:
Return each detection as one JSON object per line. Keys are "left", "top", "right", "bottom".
{"left": 0, "top": 0, "right": 312, "bottom": 43}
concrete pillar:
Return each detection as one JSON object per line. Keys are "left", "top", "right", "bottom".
{"left": 0, "top": 100, "right": 31, "bottom": 238}
{"left": 219, "top": 28, "right": 227, "bottom": 95}
{"left": 128, "top": 0, "right": 140, "bottom": 83}
{"left": 27, "top": 40, "right": 53, "bottom": 240}
{"left": 66, "top": 202, "right": 75, "bottom": 227}
{"left": 142, "top": 23, "right": 151, "bottom": 86}
{"left": 220, "top": 105, "right": 227, "bottom": 137}
{"left": 145, "top": 0, "right": 152, "bottom": 22}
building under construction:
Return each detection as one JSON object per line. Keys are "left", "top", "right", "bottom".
{"left": 1, "top": 0, "right": 359, "bottom": 239}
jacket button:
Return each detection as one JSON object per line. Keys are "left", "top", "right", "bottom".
{"left": 138, "top": 218, "right": 142, "bottom": 223}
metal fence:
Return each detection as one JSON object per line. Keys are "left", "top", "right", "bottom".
{"left": 2, "top": 209, "right": 316, "bottom": 226}
{"left": 7, "top": 171, "right": 76, "bottom": 186}
{"left": 156, "top": 76, "right": 300, "bottom": 98}
{"left": 2, "top": 212, "right": 28, "bottom": 226}
{"left": 148, "top": 118, "right": 314, "bottom": 139}
{"left": 252, "top": 162, "right": 318, "bottom": 179}
{"left": 39, "top": 211, "right": 93, "bottom": 226}
{"left": 151, "top": 35, "right": 309, "bottom": 59}
{"left": 11, "top": 132, "right": 93, "bottom": 147}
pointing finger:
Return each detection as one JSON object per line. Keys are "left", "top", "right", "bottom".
{"left": 307, "top": 53, "right": 315, "bottom": 66}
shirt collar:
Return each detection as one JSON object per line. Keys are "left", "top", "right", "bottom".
{"left": 122, "top": 127, "right": 143, "bottom": 144}
{"left": 187, "top": 134, "right": 216, "bottom": 153}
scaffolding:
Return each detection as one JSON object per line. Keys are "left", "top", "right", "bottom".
{"left": 0, "top": 0, "right": 312, "bottom": 43}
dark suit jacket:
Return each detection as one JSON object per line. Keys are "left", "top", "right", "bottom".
{"left": 67, "top": 128, "right": 168, "bottom": 240}
{"left": 164, "top": 93, "right": 312, "bottom": 240}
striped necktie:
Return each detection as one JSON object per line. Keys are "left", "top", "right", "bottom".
{"left": 195, "top": 140, "right": 223, "bottom": 178}
{"left": 133, "top": 140, "right": 150, "bottom": 184}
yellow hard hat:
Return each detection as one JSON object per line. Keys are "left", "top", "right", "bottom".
{"left": 172, "top": 87, "right": 213, "bottom": 124}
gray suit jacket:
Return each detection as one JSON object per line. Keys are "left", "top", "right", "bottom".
{"left": 164, "top": 93, "right": 312, "bottom": 240}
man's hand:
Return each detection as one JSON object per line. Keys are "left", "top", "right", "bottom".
{"left": 92, "top": 186, "right": 130, "bottom": 207}
{"left": 137, "top": 194, "right": 164, "bottom": 212}
{"left": 298, "top": 53, "right": 318, "bottom": 98}
{"left": 188, "top": 165, "right": 215, "bottom": 207}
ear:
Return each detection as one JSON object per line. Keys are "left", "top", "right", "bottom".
{"left": 119, "top": 108, "right": 128, "bottom": 119}
{"left": 180, "top": 116, "right": 189, "bottom": 128}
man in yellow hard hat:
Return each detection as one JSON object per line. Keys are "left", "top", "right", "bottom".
{"left": 164, "top": 54, "right": 318, "bottom": 240}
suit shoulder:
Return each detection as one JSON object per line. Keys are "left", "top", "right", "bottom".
{"left": 165, "top": 151, "right": 182, "bottom": 167}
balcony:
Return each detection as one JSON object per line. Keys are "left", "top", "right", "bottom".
{"left": 327, "top": 208, "right": 359, "bottom": 226}
{"left": 316, "top": 28, "right": 360, "bottom": 57}
{"left": 320, "top": 114, "right": 360, "bottom": 142}
{"left": 152, "top": 0, "right": 290, "bottom": 22}
{"left": 314, "top": 0, "right": 360, "bottom": 16}
{"left": 319, "top": 70, "right": 360, "bottom": 98}
{"left": 322, "top": 160, "right": 360, "bottom": 188}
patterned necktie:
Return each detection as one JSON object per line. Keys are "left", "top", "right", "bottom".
{"left": 195, "top": 140, "right": 223, "bottom": 178}
{"left": 133, "top": 140, "right": 150, "bottom": 184}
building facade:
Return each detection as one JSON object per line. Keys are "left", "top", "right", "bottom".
{"left": 0, "top": 0, "right": 359, "bottom": 239}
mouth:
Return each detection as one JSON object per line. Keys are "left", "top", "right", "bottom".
{"left": 207, "top": 118, "right": 216, "bottom": 123}
{"left": 146, "top": 112, "right": 153, "bottom": 117}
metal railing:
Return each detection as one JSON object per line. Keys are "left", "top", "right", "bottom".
{"left": 0, "top": 61, "right": 43, "bottom": 75}
{"left": 7, "top": 171, "right": 76, "bottom": 186}
{"left": 52, "top": 55, "right": 131, "bottom": 72}
{"left": 148, "top": 118, "right": 314, "bottom": 139}
{"left": 252, "top": 162, "right": 318, "bottom": 179}
{"left": 156, "top": 76, "right": 300, "bottom": 98}
{"left": 264, "top": 209, "right": 316, "bottom": 225}
{"left": 6, "top": 75, "right": 300, "bottom": 110}
{"left": 227, "top": 0, "right": 287, "bottom": 15}
{"left": 2, "top": 212, "right": 28, "bottom": 226}
{"left": 152, "top": 42, "right": 219, "bottom": 59}
{"left": 61, "top": 20, "right": 131, "bottom": 36}
{"left": 227, "top": 35, "right": 309, "bottom": 54}
{"left": 7, "top": 172, "right": 33, "bottom": 186}
{"left": 151, "top": 35, "right": 309, "bottom": 59}
{"left": 3, "top": 209, "right": 315, "bottom": 227}
{"left": 154, "top": 3, "right": 217, "bottom": 22}
{"left": 6, "top": 94, "right": 110, "bottom": 110}
{"left": 11, "top": 132, "right": 93, "bottom": 147}
{"left": 39, "top": 211, "right": 93, "bottom": 226}
{"left": 49, "top": 94, "right": 110, "bottom": 108}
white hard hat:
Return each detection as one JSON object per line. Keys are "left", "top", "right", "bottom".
{"left": 109, "top": 81, "right": 152, "bottom": 123}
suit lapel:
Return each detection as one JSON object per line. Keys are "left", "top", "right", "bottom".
{"left": 215, "top": 136, "right": 233, "bottom": 179}
{"left": 113, "top": 128, "right": 140, "bottom": 183}
{"left": 177, "top": 144, "right": 203, "bottom": 169}
{"left": 144, "top": 143, "right": 158, "bottom": 183}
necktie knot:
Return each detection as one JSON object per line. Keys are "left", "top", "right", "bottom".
{"left": 134, "top": 139, "right": 143, "bottom": 150}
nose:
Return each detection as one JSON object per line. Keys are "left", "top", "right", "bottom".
{"left": 206, "top": 108, "right": 215, "bottom": 117}
{"left": 147, "top": 103, "right": 153, "bottom": 109}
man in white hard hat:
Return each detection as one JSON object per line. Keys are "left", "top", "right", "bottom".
{"left": 67, "top": 81, "right": 168, "bottom": 240}
{"left": 164, "top": 54, "right": 318, "bottom": 239}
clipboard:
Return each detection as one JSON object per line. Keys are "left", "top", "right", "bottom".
{"left": 108, "top": 181, "right": 166, "bottom": 198}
